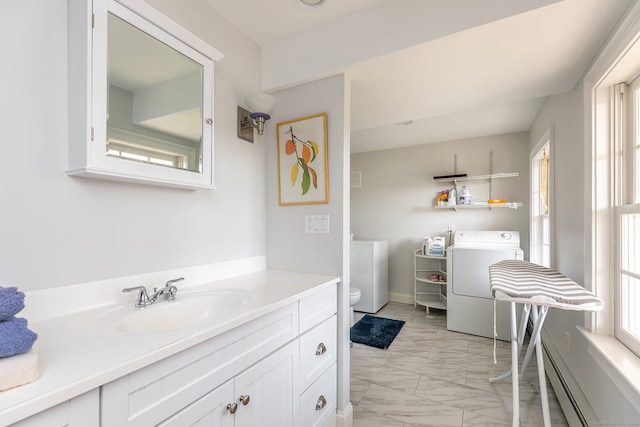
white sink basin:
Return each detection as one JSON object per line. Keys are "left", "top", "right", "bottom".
{"left": 89, "top": 289, "right": 255, "bottom": 335}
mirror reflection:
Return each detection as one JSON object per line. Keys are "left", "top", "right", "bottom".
{"left": 107, "top": 13, "right": 203, "bottom": 173}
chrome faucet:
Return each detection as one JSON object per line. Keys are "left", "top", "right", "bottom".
{"left": 122, "top": 277, "right": 184, "bottom": 308}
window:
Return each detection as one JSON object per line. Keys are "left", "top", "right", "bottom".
{"left": 614, "top": 80, "right": 640, "bottom": 356}
{"left": 106, "top": 127, "right": 197, "bottom": 171}
{"left": 107, "top": 140, "right": 186, "bottom": 169}
{"left": 531, "top": 130, "right": 551, "bottom": 268}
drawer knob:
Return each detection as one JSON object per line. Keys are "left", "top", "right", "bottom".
{"left": 315, "top": 395, "right": 327, "bottom": 410}
{"left": 226, "top": 402, "right": 238, "bottom": 414}
{"left": 239, "top": 394, "right": 251, "bottom": 405}
{"left": 315, "top": 342, "right": 327, "bottom": 355}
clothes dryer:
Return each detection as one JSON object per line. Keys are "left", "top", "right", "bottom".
{"left": 447, "top": 230, "right": 523, "bottom": 340}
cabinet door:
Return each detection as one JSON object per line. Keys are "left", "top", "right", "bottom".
{"left": 233, "top": 340, "right": 299, "bottom": 427}
{"left": 157, "top": 380, "right": 234, "bottom": 427}
{"left": 8, "top": 389, "right": 98, "bottom": 427}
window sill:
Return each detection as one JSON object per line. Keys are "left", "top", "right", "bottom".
{"left": 578, "top": 327, "right": 640, "bottom": 412}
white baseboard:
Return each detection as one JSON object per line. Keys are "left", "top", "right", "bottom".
{"left": 388, "top": 291, "right": 414, "bottom": 305}
{"left": 335, "top": 403, "right": 353, "bottom": 427}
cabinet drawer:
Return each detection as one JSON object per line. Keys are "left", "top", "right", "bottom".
{"left": 299, "top": 363, "right": 337, "bottom": 427}
{"left": 299, "top": 284, "right": 337, "bottom": 333}
{"left": 299, "top": 315, "right": 337, "bottom": 392}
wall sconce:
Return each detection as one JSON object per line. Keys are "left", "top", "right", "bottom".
{"left": 237, "top": 92, "right": 275, "bottom": 143}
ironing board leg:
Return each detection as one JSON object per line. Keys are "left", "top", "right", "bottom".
{"left": 509, "top": 302, "right": 519, "bottom": 427}
{"left": 536, "top": 335, "right": 552, "bottom": 427}
{"left": 517, "top": 304, "right": 532, "bottom": 350}
{"left": 517, "top": 305, "right": 552, "bottom": 427}
{"left": 490, "top": 304, "right": 531, "bottom": 383}
{"left": 533, "top": 307, "right": 551, "bottom": 427}
{"left": 519, "top": 306, "right": 548, "bottom": 383}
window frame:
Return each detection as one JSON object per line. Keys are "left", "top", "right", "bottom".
{"left": 530, "top": 128, "right": 552, "bottom": 268}
{"left": 614, "top": 79, "right": 640, "bottom": 356}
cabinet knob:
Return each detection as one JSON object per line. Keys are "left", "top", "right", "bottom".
{"left": 315, "top": 395, "right": 327, "bottom": 410}
{"left": 239, "top": 394, "right": 251, "bottom": 405}
{"left": 315, "top": 342, "right": 327, "bottom": 355}
{"left": 226, "top": 402, "right": 238, "bottom": 414}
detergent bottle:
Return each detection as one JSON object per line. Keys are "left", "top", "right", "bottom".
{"left": 422, "top": 236, "right": 431, "bottom": 255}
{"left": 436, "top": 191, "right": 448, "bottom": 206}
{"left": 449, "top": 188, "right": 457, "bottom": 206}
{"left": 459, "top": 186, "right": 471, "bottom": 205}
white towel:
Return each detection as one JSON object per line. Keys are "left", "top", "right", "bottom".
{"left": 0, "top": 351, "right": 40, "bottom": 391}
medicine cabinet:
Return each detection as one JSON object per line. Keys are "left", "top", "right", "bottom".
{"left": 68, "top": 0, "right": 223, "bottom": 189}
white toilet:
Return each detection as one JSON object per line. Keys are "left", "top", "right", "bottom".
{"left": 349, "top": 287, "right": 362, "bottom": 326}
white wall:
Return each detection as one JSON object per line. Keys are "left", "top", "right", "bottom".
{"left": 529, "top": 78, "right": 639, "bottom": 422}
{"left": 350, "top": 133, "right": 529, "bottom": 301}
{"left": 266, "top": 74, "right": 351, "bottom": 419}
{"left": 0, "top": 0, "right": 265, "bottom": 291}
{"left": 266, "top": 75, "right": 348, "bottom": 277}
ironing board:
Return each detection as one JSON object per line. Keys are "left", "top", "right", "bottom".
{"left": 488, "top": 260, "right": 603, "bottom": 427}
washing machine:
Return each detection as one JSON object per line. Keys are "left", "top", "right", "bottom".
{"left": 447, "top": 230, "right": 524, "bottom": 341}
{"left": 350, "top": 240, "right": 389, "bottom": 313}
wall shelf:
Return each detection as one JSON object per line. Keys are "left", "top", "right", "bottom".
{"left": 433, "top": 202, "right": 523, "bottom": 210}
{"left": 432, "top": 172, "right": 519, "bottom": 184}
{"left": 432, "top": 152, "right": 522, "bottom": 210}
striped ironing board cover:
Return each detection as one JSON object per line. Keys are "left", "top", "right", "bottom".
{"left": 489, "top": 260, "right": 603, "bottom": 311}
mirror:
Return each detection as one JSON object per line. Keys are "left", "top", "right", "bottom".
{"left": 67, "top": 0, "right": 223, "bottom": 190}
{"left": 107, "top": 13, "right": 203, "bottom": 173}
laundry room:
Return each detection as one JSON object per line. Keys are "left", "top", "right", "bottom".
{"left": 350, "top": 131, "right": 530, "bottom": 308}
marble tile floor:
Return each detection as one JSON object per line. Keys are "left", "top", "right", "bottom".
{"left": 350, "top": 302, "right": 568, "bottom": 427}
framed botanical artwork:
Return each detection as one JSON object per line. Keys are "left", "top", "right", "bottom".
{"left": 276, "top": 113, "right": 329, "bottom": 205}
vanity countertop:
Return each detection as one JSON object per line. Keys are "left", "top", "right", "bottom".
{"left": 0, "top": 269, "right": 340, "bottom": 425}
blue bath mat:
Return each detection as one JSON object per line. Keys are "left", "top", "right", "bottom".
{"left": 350, "top": 314, "right": 405, "bottom": 349}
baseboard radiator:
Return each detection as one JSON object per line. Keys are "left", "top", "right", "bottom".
{"left": 531, "top": 325, "right": 599, "bottom": 426}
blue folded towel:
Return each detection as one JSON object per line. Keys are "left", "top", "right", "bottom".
{"left": 0, "top": 317, "right": 38, "bottom": 358}
{"left": 0, "top": 286, "right": 25, "bottom": 322}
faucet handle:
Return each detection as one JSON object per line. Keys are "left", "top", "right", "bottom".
{"left": 164, "top": 278, "right": 183, "bottom": 301}
{"left": 166, "top": 285, "right": 178, "bottom": 301}
{"left": 166, "top": 277, "right": 184, "bottom": 287}
{"left": 122, "top": 286, "right": 151, "bottom": 307}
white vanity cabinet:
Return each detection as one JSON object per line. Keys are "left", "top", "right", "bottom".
{"left": 100, "top": 284, "right": 337, "bottom": 427}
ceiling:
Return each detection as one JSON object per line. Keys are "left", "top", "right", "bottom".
{"left": 202, "top": 0, "right": 631, "bottom": 153}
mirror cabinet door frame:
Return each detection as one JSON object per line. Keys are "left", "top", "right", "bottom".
{"left": 68, "top": 0, "right": 223, "bottom": 190}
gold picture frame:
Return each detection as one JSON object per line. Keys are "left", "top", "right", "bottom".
{"left": 276, "top": 113, "right": 329, "bottom": 205}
